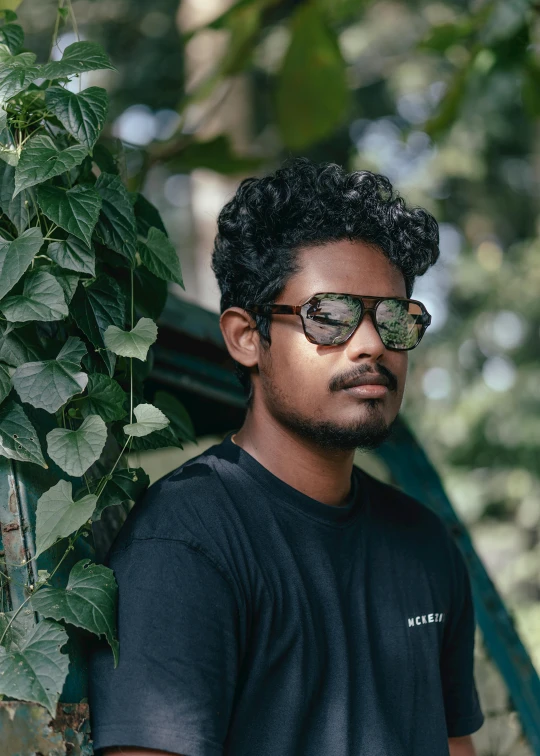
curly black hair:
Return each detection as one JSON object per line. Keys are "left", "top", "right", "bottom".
{"left": 212, "top": 157, "right": 440, "bottom": 396}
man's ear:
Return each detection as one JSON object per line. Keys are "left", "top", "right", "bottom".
{"left": 219, "top": 307, "right": 261, "bottom": 370}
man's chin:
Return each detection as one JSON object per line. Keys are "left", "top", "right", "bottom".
{"left": 281, "top": 412, "right": 396, "bottom": 452}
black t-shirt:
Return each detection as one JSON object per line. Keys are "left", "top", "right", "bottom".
{"left": 88, "top": 433, "right": 484, "bottom": 756}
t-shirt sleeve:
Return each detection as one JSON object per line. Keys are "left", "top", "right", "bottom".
{"left": 439, "top": 535, "right": 485, "bottom": 738}
{"left": 88, "top": 536, "right": 241, "bottom": 756}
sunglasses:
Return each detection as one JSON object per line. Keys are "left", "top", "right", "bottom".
{"left": 246, "top": 292, "right": 432, "bottom": 351}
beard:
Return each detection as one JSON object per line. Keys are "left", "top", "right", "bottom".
{"left": 264, "top": 385, "right": 397, "bottom": 452}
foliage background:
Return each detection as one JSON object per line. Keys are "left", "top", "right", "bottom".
{"left": 13, "top": 0, "right": 540, "bottom": 752}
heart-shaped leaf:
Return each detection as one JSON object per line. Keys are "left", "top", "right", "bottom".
{"left": 78, "top": 373, "right": 127, "bottom": 422}
{"left": 123, "top": 403, "right": 169, "bottom": 437}
{"left": 12, "top": 336, "right": 88, "bottom": 412}
{"left": 45, "top": 86, "right": 108, "bottom": 149}
{"left": 115, "top": 420, "right": 181, "bottom": 452}
{"left": 0, "top": 23, "right": 24, "bottom": 54}
{"left": 35, "top": 479, "right": 98, "bottom": 557}
{"left": 0, "top": 161, "right": 36, "bottom": 233}
{"left": 0, "top": 321, "right": 42, "bottom": 367}
{"left": 13, "top": 134, "right": 88, "bottom": 196}
{"left": 47, "top": 235, "right": 95, "bottom": 276}
{"left": 0, "top": 619, "right": 69, "bottom": 717}
{"left": 103, "top": 317, "right": 157, "bottom": 361}
{"left": 0, "top": 227, "right": 43, "bottom": 300}
{"left": 0, "top": 269, "right": 68, "bottom": 322}
{"left": 70, "top": 274, "right": 126, "bottom": 348}
{"left": 154, "top": 390, "right": 196, "bottom": 443}
{"left": 31, "top": 558, "right": 119, "bottom": 666}
{"left": 0, "top": 610, "right": 29, "bottom": 652}
{"left": 0, "top": 57, "right": 40, "bottom": 104}
{"left": 48, "top": 266, "right": 79, "bottom": 306}
{"left": 39, "top": 42, "right": 115, "bottom": 79}
{"left": 91, "top": 466, "right": 149, "bottom": 521}
{"left": 0, "top": 361, "right": 12, "bottom": 404}
{"left": 139, "top": 226, "right": 183, "bottom": 287}
{"left": 37, "top": 184, "right": 101, "bottom": 247}
{"left": 56, "top": 336, "right": 87, "bottom": 365}
{"left": 46, "top": 414, "right": 107, "bottom": 477}
{"left": 0, "top": 398, "right": 47, "bottom": 467}
{"left": 93, "top": 172, "right": 136, "bottom": 264}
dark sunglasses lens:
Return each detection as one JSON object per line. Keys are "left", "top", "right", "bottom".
{"left": 303, "top": 295, "right": 426, "bottom": 349}
{"left": 376, "top": 300, "right": 425, "bottom": 349}
{"left": 304, "top": 295, "right": 362, "bottom": 345}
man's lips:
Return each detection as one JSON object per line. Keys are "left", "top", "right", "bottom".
{"left": 340, "top": 374, "right": 390, "bottom": 389}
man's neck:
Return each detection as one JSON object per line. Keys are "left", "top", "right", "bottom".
{"left": 232, "top": 412, "right": 355, "bottom": 507}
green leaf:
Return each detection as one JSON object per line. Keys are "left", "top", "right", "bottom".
{"left": 275, "top": 3, "right": 349, "bottom": 150}
{"left": 78, "top": 373, "right": 127, "bottom": 422}
{"left": 45, "top": 86, "right": 108, "bottom": 149}
{"left": 48, "top": 265, "right": 79, "bottom": 305}
{"left": 91, "top": 466, "right": 149, "bottom": 521}
{"left": 103, "top": 317, "right": 157, "bottom": 361}
{"left": 0, "top": 161, "right": 35, "bottom": 233}
{"left": 0, "top": 320, "right": 42, "bottom": 366}
{"left": 37, "top": 183, "right": 102, "bottom": 247}
{"left": 154, "top": 390, "right": 196, "bottom": 443}
{"left": 0, "top": 610, "right": 27, "bottom": 651}
{"left": 133, "top": 192, "right": 166, "bottom": 237}
{"left": 1, "top": 11, "right": 19, "bottom": 23}
{"left": 12, "top": 336, "right": 88, "bottom": 412}
{"left": 118, "top": 421, "right": 181, "bottom": 452}
{"left": 0, "top": 619, "right": 69, "bottom": 717}
{"left": 46, "top": 414, "right": 107, "bottom": 477}
{"left": 93, "top": 172, "right": 137, "bottom": 264}
{"left": 139, "top": 226, "right": 183, "bottom": 287}
{"left": 0, "top": 268, "right": 68, "bottom": 322}
{"left": 39, "top": 41, "right": 115, "bottom": 79}
{"left": 0, "top": 360, "right": 11, "bottom": 403}
{"left": 133, "top": 265, "right": 168, "bottom": 320}
{"left": 0, "top": 22, "right": 23, "bottom": 54}
{"left": 47, "top": 234, "right": 95, "bottom": 275}
{"left": 31, "top": 558, "right": 119, "bottom": 666}
{"left": 0, "top": 227, "right": 43, "bottom": 299}
{"left": 35, "top": 479, "right": 97, "bottom": 557}
{"left": 0, "top": 56, "right": 39, "bottom": 104}
{"left": 166, "top": 134, "right": 262, "bottom": 175}
{"left": 13, "top": 134, "right": 88, "bottom": 196}
{"left": 70, "top": 274, "right": 126, "bottom": 349}
{"left": 123, "top": 402, "right": 169, "bottom": 437}
{"left": 0, "top": 397, "right": 47, "bottom": 467}
{"left": 57, "top": 335, "right": 87, "bottom": 364}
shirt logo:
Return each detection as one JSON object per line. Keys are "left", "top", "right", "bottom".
{"left": 408, "top": 612, "right": 445, "bottom": 628}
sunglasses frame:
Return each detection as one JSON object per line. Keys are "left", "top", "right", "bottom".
{"left": 246, "top": 292, "right": 432, "bottom": 351}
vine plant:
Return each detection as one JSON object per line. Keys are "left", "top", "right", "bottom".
{"left": 0, "top": 5, "right": 192, "bottom": 716}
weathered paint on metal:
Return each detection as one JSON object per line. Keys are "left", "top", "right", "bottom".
{"left": 0, "top": 702, "right": 92, "bottom": 756}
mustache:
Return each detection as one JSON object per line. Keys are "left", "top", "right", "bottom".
{"left": 329, "top": 364, "right": 398, "bottom": 393}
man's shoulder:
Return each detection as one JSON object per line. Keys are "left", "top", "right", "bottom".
{"left": 110, "top": 439, "right": 237, "bottom": 552}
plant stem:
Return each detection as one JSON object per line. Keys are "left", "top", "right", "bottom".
{"left": 0, "top": 594, "right": 33, "bottom": 646}
{"left": 49, "top": 0, "right": 66, "bottom": 62}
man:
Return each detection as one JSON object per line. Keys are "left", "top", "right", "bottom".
{"left": 89, "top": 158, "right": 484, "bottom": 756}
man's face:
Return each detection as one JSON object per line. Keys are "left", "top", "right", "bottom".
{"left": 253, "top": 240, "right": 409, "bottom": 451}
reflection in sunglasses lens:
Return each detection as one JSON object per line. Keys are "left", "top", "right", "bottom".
{"left": 304, "top": 295, "right": 424, "bottom": 349}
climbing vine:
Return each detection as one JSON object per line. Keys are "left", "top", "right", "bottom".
{"left": 0, "top": 3, "right": 191, "bottom": 715}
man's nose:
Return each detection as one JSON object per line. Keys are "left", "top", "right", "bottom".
{"left": 344, "top": 308, "right": 386, "bottom": 358}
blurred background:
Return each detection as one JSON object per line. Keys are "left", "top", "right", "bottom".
{"left": 15, "top": 0, "right": 540, "bottom": 752}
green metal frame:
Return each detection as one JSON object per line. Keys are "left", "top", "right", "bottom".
{"left": 1, "top": 294, "right": 539, "bottom": 754}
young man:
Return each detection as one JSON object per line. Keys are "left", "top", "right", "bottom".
{"left": 89, "top": 158, "right": 484, "bottom": 756}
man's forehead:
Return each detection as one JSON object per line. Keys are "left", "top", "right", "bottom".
{"left": 279, "top": 240, "right": 407, "bottom": 301}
